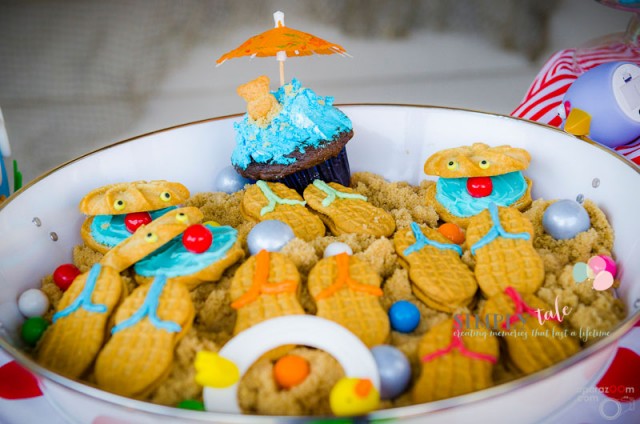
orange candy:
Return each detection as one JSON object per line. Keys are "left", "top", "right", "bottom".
{"left": 438, "top": 223, "right": 465, "bottom": 245}
{"left": 273, "top": 354, "right": 310, "bottom": 389}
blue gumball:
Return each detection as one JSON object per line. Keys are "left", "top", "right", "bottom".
{"left": 542, "top": 199, "right": 591, "bottom": 240}
{"left": 215, "top": 166, "right": 253, "bottom": 194}
{"left": 247, "top": 220, "right": 295, "bottom": 255}
{"left": 389, "top": 300, "right": 420, "bottom": 333}
{"left": 371, "top": 345, "right": 411, "bottom": 400}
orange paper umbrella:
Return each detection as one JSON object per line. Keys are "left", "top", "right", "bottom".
{"left": 216, "top": 11, "right": 349, "bottom": 86}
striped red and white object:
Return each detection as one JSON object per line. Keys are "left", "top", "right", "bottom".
{"left": 511, "top": 43, "right": 640, "bottom": 165}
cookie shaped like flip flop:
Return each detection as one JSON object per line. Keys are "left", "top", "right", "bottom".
{"left": 308, "top": 253, "right": 389, "bottom": 347}
{"left": 100, "top": 207, "right": 203, "bottom": 272}
{"left": 230, "top": 250, "right": 305, "bottom": 336}
{"left": 394, "top": 222, "right": 477, "bottom": 312}
{"left": 134, "top": 223, "right": 244, "bottom": 290}
{"left": 94, "top": 274, "right": 195, "bottom": 398}
{"left": 412, "top": 317, "right": 498, "bottom": 403}
{"left": 303, "top": 180, "right": 395, "bottom": 237}
{"left": 79, "top": 180, "right": 190, "bottom": 216}
{"left": 481, "top": 287, "right": 580, "bottom": 374}
{"left": 36, "top": 264, "right": 125, "bottom": 379}
{"left": 241, "top": 180, "right": 325, "bottom": 241}
{"left": 466, "top": 203, "right": 544, "bottom": 297}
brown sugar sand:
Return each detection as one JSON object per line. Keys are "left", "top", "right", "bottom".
{"left": 34, "top": 172, "right": 625, "bottom": 415}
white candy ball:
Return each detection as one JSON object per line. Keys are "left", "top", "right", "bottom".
{"left": 247, "top": 220, "right": 295, "bottom": 255}
{"left": 323, "top": 242, "right": 353, "bottom": 258}
{"left": 18, "top": 288, "right": 50, "bottom": 318}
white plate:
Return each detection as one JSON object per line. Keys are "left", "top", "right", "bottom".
{"left": 0, "top": 105, "right": 638, "bottom": 424}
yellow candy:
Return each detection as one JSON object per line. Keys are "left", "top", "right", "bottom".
{"left": 330, "top": 377, "right": 380, "bottom": 416}
{"left": 194, "top": 351, "right": 239, "bottom": 388}
{"left": 204, "top": 220, "right": 221, "bottom": 227}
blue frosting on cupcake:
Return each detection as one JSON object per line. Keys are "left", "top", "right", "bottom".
{"left": 231, "top": 78, "right": 352, "bottom": 170}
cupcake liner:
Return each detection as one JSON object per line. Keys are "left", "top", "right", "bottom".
{"left": 277, "top": 147, "right": 351, "bottom": 194}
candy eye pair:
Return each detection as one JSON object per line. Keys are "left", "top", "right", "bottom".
{"left": 446, "top": 160, "right": 490, "bottom": 170}
{"left": 112, "top": 192, "right": 172, "bottom": 211}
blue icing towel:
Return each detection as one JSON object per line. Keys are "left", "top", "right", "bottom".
{"left": 91, "top": 207, "right": 176, "bottom": 247}
{"left": 231, "top": 78, "right": 352, "bottom": 170}
{"left": 435, "top": 171, "right": 528, "bottom": 218}
{"left": 134, "top": 224, "right": 237, "bottom": 278}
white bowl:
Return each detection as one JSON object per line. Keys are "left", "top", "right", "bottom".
{"left": 0, "top": 105, "right": 638, "bottom": 423}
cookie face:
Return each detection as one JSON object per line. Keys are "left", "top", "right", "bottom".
{"left": 100, "top": 207, "right": 203, "bottom": 272}
{"left": 481, "top": 287, "right": 580, "bottom": 374}
{"left": 394, "top": 223, "right": 477, "bottom": 312}
{"left": 134, "top": 224, "right": 244, "bottom": 290}
{"left": 307, "top": 253, "right": 389, "bottom": 348}
{"left": 412, "top": 317, "right": 498, "bottom": 403}
{"left": 303, "top": 180, "right": 395, "bottom": 237}
{"left": 466, "top": 204, "right": 544, "bottom": 297}
{"left": 241, "top": 181, "right": 325, "bottom": 241}
{"left": 423, "top": 144, "right": 533, "bottom": 227}
{"left": 424, "top": 143, "right": 531, "bottom": 178}
{"left": 79, "top": 181, "right": 190, "bottom": 216}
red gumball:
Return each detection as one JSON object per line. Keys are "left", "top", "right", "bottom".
{"left": 53, "top": 264, "right": 81, "bottom": 291}
{"left": 466, "top": 176, "right": 493, "bottom": 198}
{"left": 182, "top": 224, "right": 213, "bottom": 253}
{"left": 125, "top": 212, "right": 153, "bottom": 233}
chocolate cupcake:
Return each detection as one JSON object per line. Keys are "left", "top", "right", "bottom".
{"left": 231, "top": 76, "right": 353, "bottom": 193}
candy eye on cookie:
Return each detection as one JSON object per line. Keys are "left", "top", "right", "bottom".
{"left": 145, "top": 232, "right": 158, "bottom": 243}
{"left": 160, "top": 191, "right": 172, "bottom": 202}
{"left": 446, "top": 160, "right": 458, "bottom": 171}
{"left": 478, "top": 159, "right": 490, "bottom": 170}
{"left": 175, "top": 212, "right": 189, "bottom": 223}
{"left": 113, "top": 199, "right": 126, "bottom": 211}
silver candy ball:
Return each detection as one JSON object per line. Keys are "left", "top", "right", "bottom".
{"left": 371, "top": 345, "right": 411, "bottom": 400}
{"left": 247, "top": 220, "right": 295, "bottom": 255}
{"left": 542, "top": 199, "right": 591, "bottom": 240}
{"left": 215, "top": 166, "right": 253, "bottom": 194}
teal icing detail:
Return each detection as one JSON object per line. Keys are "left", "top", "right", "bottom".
{"left": 53, "top": 264, "right": 107, "bottom": 322}
{"left": 256, "top": 180, "right": 306, "bottom": 215}
{"left": 231, "top": 78, "right": 353, "bottom": 170}
{"left": 403, "top": 222, "right": 463, "bottom": 256}
{"left": 90, "top": 206, "right": 176, "bottom": 248}
{"left": 435, "top": 171, "right": 527, "bottom": 218}
{"left": 134, "top": 224, "right": 238, "bottom": 278}
{"left": 470, "top": 203, "right": 531, "bottom": 255}
{"left": 312, "top": 179, "right": 367, "bottom": 207}
{"left": 111, "top": 274, "right": 181, "bottom": 334}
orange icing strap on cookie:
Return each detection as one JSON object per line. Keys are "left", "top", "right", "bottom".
{"left": 502, "top": 286, "right": 559, "bottom": 329}
{"left": 231, "top": 250, "right": 298, "bottom": 309}
{"left": 421, "top": 319, "right": 497, "bottom": 364}
{"left": 314, "top": 253, "right": 383, "bottom": 300}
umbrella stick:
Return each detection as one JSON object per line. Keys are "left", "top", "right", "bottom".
{"left": 279, "top": 61, "right": 285, "bottom": 87}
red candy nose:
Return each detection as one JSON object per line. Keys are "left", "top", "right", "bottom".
{"left": 466, "top": 177, "right": 493, "bottom": 198}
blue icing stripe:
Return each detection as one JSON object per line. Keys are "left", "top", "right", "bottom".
{"left": 90, "top": 206, "right": 176, "bottom": 248}
{"left": 231, "top": 78, "right": 353, "bottom": 170}
{"left": 470, "top": 203, "right": 530, "bottom": 255}
{"left": 111, "top": 274, "right": 181, "bottom": 334}
{"left": 134, "top": 224, "right": 238, "bottom": 278}
{"left": 404, "top": 222, "right": 462, "bottom": 256}
{"left": 435, "top": 171, "right": 527, "bottom": 218}
{"left": 53, "top": 264, "right": 107, "bottom": 322}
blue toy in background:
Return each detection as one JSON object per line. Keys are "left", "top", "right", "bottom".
{"left": 0, "top": 108, "right": 11, "bottom": 199}
{"left": 559, "top": 61, "right": 640, "bottom": 148}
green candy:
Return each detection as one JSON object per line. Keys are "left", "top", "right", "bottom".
{"left": 21, "top": 317, "right": 49, "bottom": 346}
{"left": 177, "top": 399, "right": 205, "bottom": 411}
